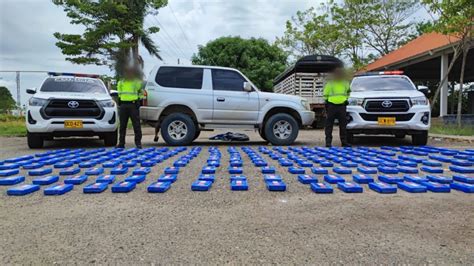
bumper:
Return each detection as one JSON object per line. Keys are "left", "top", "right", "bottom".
{"left": 346, "top": 105, "right": 430, "bottom": 134}
{"left": 26, "top": 106, "right": 118, "bottom": 134}
{"left": 300, "top": 110, "right": 316, "bottom": 126}
{"left": 140, "top": 106, "right": 163, "bottom": 121}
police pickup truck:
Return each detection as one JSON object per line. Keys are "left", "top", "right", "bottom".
{"left": 26, "top": 72, "right": 118, "bottom": 148}
{"left": 347, "top": 71, "right": 430, "bottom": 145}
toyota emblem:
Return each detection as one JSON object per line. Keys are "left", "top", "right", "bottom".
{"left": 381, "top": 100, "right": 392, "bottom": 108}
{"left": 67, "top": 101, "right": 79, "bottom": 108}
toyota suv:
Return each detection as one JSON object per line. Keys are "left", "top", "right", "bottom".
{"left": 140, "top": 65, "right": 315, "bottom": 145}
{"left": 26, "top": 73, "right": 118, "bottom": 148}
{"left": 347, "top": 71, "right": 430, "bottom": 145}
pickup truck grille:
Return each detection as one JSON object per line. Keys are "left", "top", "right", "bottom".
{"left": 43, "top": 99, "right": 103, "bottom": 119}
{"left": 360, "top": 113, "right": 415, "bottom": 122}
{"left": 365, "top": 99, "right": 410, "bottom": 112}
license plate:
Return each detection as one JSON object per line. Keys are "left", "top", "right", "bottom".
{"left": 64, "top": 120, "right": 83, "bottom": 128}
{"left": 377, "top": 117, "right": 396, "bottom": 126}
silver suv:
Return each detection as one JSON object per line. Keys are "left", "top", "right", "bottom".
{"left": 140, "top": 65, "right": 315, "bottom": 145}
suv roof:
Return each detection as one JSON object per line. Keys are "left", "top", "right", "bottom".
{"left": 154, "top": 64, "right": 241, "bottom": 71}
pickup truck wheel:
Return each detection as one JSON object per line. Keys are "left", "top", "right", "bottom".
{"left": 160, "top": 113, "right": 196, "bottom": 146}
{"left": 258, "top": 129, "right": 268, "bottom": 142}
{"left": 412, "top": 130, "right": 428, "bottom": 145}
{"left": 103, "top": 130, "right": 118, "bottom": 147}
{"left": 264, "top": 113, "right": 298, "bottom": 145}
{"left": 193, "top": 129, "right": 201, "bottom": 141}
{"left": 27, "top": 132, "right": 44, "bottom": 149}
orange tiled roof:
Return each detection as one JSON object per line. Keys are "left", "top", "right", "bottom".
{"left": 362, "top": 32, "right": 460, "bottom": 71}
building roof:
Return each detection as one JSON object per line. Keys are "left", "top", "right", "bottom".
{"left": 361, "top": 32, "right": 461, "bottom": 72}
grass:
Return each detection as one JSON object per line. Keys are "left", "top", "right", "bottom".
{"left": 430, "top": 124, "right": 474, "bottom": 137}
{"left": 0, "top": 115, "right": 26, "bottom": 137}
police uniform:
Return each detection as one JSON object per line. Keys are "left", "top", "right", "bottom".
{"left": 323, "top": 79, "right": 351, "bottom": 147}
{"left": 117, "top": 78, "right": 143, "bottom": 148}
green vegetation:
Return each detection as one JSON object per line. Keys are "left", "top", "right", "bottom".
{"left": 0, "top": 86, "right": 16, "bottom": 114}
{"left": 0, "top": 115, "right": 26, "bottom": 137}
{"left": 430, "top": 124, "right": 474, "bottom": 137}
{"left": 192, "top": 36, "right": 287, "bottom": 92}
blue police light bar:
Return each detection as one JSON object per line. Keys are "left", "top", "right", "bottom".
{"left": 355, "top": 70, "right": 404, "bottom": 77}
{"left": 48, "top": 72, "right": 100, "bottom": 78}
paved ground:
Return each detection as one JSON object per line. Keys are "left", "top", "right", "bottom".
{"left": 0, "top": 129, "right": 473, "bottom": 264}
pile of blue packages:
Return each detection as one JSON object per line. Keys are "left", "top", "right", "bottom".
{"left": 111, "top": 181, "right": 136, "bottom": 193}
{"left": 7, "top": 184, "right": 40, "bottom": 196}
{"left": 147, "top": 181, "right": 171, "bottom": 193}
{"left": 369, "top": 182, "right": 397, "bottom": 194}
{"left": 44, "top": 183, "right": 74, "bottom": 195}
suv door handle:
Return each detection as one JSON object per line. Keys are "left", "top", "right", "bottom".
{"left": 217, "top": 97, "right": 225, "bottom": 102}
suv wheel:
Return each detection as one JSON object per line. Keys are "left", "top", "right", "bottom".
{"left": 193, "top": 129, "right": 201, "bottom": 141}
{"left": 264, "top": 113, "right": 298, "bottom": 145}
{"left": 27, "top": 132, "right": 44, "bottom": 149}
{"left": 103, "top": 130, "right": 118, "bottom": 147}
{"left": 412, "top": 130, "right": 428, "bottom": 145}
{"left": 259, "top": 128, "right": 268, "bottom": 142}
{"left": 161, "top": 113, "right": 196, "bottom": 146}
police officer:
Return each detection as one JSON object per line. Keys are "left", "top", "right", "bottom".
{"left": 323, "top": 67, "right": 351, "bottom": 147}
{"left": 117, "top": 67, "right": 143, "bottom": 149}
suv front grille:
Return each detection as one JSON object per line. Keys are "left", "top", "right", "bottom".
{"left": 365, "top": 99, "right": 410, "bottom": 112}
{"left": 360, "top": 113, "right": 415, "bottom": 122}
{"left": 43, "top": 99, "right": 103, "bottom": 119}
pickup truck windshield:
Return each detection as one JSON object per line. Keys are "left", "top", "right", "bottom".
{"left": 351, "top": 77, "right": 415, "bottom": 92}
{"left": 40, "top": 77, "right": 107, "bottom": 94}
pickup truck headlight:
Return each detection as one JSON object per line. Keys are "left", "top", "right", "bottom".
{"left": 301, "top": 100, "right": 310, "bottom": 110}
{"left": 411, "top": 96, "right": 428, "bottom": 105}
{"left": 99, "top": 99, "right": 116, "bottom": 108}
{"left": 28, "top": 97, "right": 47, "bottom": 106}
{"left": 348, "top": 97, "right": 363, "bottom": 106}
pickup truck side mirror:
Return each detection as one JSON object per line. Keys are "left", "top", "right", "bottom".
{"left": 417, "top": 85, "right": 430, "bottom": 96}
{"left": 109, "top": 90, "right": 118, "bottom": 97}
{"left": 26, "top": 88, "right": 37, "bottom": 94}
{"left": 243, "top": 82, "right": 252, "bottom": 92}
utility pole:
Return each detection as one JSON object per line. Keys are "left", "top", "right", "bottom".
{"left": 16, "top": 71, "right": 20, "bottom": 107}
{"left": 177, "top": 58, "right": 180, "bottom": 65}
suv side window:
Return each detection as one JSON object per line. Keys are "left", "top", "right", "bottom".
{"left": 212, "top": 69, "right": 246, "bottom": 91}
{"left": 155, "top": 67, "right": 203, "bottom": 89}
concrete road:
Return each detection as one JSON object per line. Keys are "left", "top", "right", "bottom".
{"left": 0, "top": 129, "right": 473, "bottom": 264}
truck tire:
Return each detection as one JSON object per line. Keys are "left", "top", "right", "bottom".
{"left": 160, "top": 113, "right": 196, "bottom": 146}
{"left": 193, "top": 129, "right": 201, "bottom": 141}
{"left": 259, "top": 129, "right": 269, "bottom": 142}
{"left": 412, "top": 130, "right": 428, "bottom": 146}
{"left": 264, "top": 113, "right": 298, "bottom": 145}
{"left": 103, "top": 130, "right": 118, "bottom": 147}
{"left": 27, "top": 132, "right": 44, "bottom": 149}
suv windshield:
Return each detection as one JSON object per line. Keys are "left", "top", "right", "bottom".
{"left": 40, "top": 77, "right": 107, "bottom": 94}
{"left": 351, "top": 76, "right": 415, "bottom": 92}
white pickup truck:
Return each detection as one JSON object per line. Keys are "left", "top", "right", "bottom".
{"left": 140, "top": 65, "right": 315, "bottom": 145}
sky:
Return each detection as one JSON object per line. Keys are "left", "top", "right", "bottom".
{"left": 0, "top": 0, "right": 315, "bottom": 106}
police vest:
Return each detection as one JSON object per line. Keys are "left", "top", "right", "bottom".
{"left": 324, "top": 80, "right": 350, "bottom": 105}
{"left": 117, "top": 79, "right": 143, "bottom": 102}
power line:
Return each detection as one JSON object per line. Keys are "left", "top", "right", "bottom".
{"left": 168, "top": 4, "right": 195, "bottom": 52}
{"left": 151, "top": 16, "right": 191, "bottom": 59}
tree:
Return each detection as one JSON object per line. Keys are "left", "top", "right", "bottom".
{"left": 0, "top": 87, "right": 16, "bottom": 114}
{"left": 422, "top": 0, "right": 473, "bottom": 127}
{"left": 192, "top": 37, "right": 288, "bottom": 92}
{"left": 52, "top": 0, "right": 167, "bottom": 77}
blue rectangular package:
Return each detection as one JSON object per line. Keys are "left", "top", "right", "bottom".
{"left": 398, "top": 166, "right": 418, "bottom": 174}
{"left": 263, "top": 174, "right": 282, "bottom": 182}
{"left": 201, "top": 166, "right": 216, "bottom": 174}
{"left": 324, "top": 174, "right": 345, "bottom": 184}
{"left": 173, "top": 160, "right": 187, "bottom": 167}
{"left": 404, "top": 175, "right": 429, "bottom": 184}
{"left": 450, "top": 182, "right": 474, "bottom": 193}
{"left": 279, "top": 160, "right": 293, "bottom": 167}
{"left": 357, "top": 166, "right": 377, "bottom": 174}
{"left": 111, "top": 181, "right": 136, "bottom": 193}
{"left": 103, "top": 161, "right": 120, "bottom": 168}
{"left": 231, "top": 179, "right": 248, "bottom": 191}
{"left": 22, "top": 162, "right": 44, "bottom": 170}
{"left": 83, "top": 182, "right": 108, "bottom": 193}
{"left": 124, "top": 175, "right": 146, "bottom": 184}
{"left": 453, "top": 174, "right": 474, "bottom": 184}
{"left": 7, "top": 184, "right": 40, "bottom": 196}
{"left": 79, "top": 161, "right": 96, "bottom": 168}
{"left": 341, "top": 161, "right": 358, "bottom": 168}
{"left": 0, "top": 169, "right": 20, "bottom": 177}
{"left": 59, "top": 167, "right": 81, "bottom": 176}
{"left": 64, "top": 175, "right": 88, "bottom": 185}
{"left": 378, "top": 175, "right": 403, "bottom": 184}
{"left": 85, "top": 167, "right": 104, "bottom": 176}
{"left": 0, "top": 163, "right": 20, "bottom": 170}
{"left": 44, "top": 183, "right": 74, "bottom": 195}
{"left": 0, "top": 175, "right": 25, "bottom": 185}
{"left": 420, "top": 166, "right": 443, "bottom": 174}
{"left": 96, "top": 174, "right": 116, "bottom": 184}
{"left": 449, "top": 165, "right": 474, "bottom": 174}
{"left": 228, "top": 167, "right": 243, "bottom": 174}
{"left": 133, "top": 167, "right": 151, "bottom": 175}
{"left": 298, "top": 161, "right": 312, "bottom": 167}
{"left": 398, "top": 182, "right": 427, "bottom": 193}
{"left": 421, "top": 181, "right": 451, "bottom": 193}
{"left": 333, "top": 167, "right": 352, "bottom": 175}
{"left": 288, "top": 167, "right": 305, "bottom": 174}
{"left": 110, "top": 166, "right": 129, "bottom": 175}
{"left": 157, "top": 174, "right": 177, "bottom": 183}
{"left": 230, "top": 175, "right": 247, "bottom": 181}
{"left": 141, "top": 161, "right": 156, "bottom": 167}
{"left": 427, "top": 175, "right": 452, "bottom": 184}
{"left": 261, "top": 166, "right": 276, "bottom": 174}
{"left": 254, "top": 161, "right": 268, "bottom": 167}
{"left": 266, "top": 180, "right": 286, "bottom": 191}
{"left": 191, "top": 180, "right": 212, "bottom": 191}
{"left": 297, "top": 174, "right": 318, "bottom": 184}
{"left": 368, "top": 182, "right": 397, "bottom": 194}
{"left": 310, "top": 182, "right": 333, "bottom": 193}
{"left": 164, "top": 167, "right": 179, "bottom": 175}
{"left": 122, "top": 161, "right": 137, "bottom": 168}
{"left": 147, "top": 181, "right": 171, "bottom": 193}
{"left": 353, "top": 174, "right": 374, "bottom": 184}
{"left": 311, "top": 167, "right": 328, "bottom": 175}
{"left": 32, "top": 175, "right": 59, "bottom": 185}
{"left": 53, "top": 161, "right": 73, "bottom": 169}
{"left": 377, "top": 166, "right": 399, "bottom": 174}
{"left": 198, "top": 174, "right": 215, "bottom": 182}
{"left": 230, "top": 160, "right": 243, "bottom": 167}
{"left": 338, "top": 182, "right": 363, "bottom": 193}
